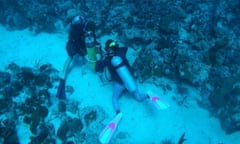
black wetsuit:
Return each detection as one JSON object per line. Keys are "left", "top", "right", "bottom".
{"left": 95, "top": 47, "right": 134, "bottom": 84}
{"left": 66, "top": 20, "right": 97, "bottom": 57}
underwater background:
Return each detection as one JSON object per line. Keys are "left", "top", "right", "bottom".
{"left": 0, "top": 0, "right": 240, "bottom": 143}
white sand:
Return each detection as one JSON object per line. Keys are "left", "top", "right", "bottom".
{"left": 0, "top": 25, "right": 240, "bottom": 144}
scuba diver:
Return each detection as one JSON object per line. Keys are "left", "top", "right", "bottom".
{"left": 95, "top": 39, "right": 149, "bottom": 114}
{"left": 96, "top": 40, "right": 170, "bottom": 144}
{"left": 56, "top": 15, "right": 101, "bottom": 99}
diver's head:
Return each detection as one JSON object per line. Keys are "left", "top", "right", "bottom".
{"left": 72, "top": 15, "right": 85, "bottom": 25}
{"left": 105, "top": 39, "right": 119, "bottom": 51}
{"left": 104, "top": 39, "right": 119, "bottom": 56}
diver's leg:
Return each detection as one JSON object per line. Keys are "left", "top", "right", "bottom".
{"left": 132, "top": 89, "right": 149, "bottom": 102}
{"left": 57, "top": 56, "right": 72, "bottom": 100}
{"left": 57, "top": 41, "right": 76, "bottom": 99}
{"left": 112, "top": 82, "right": 125, "bottom": 114}
{"left": 64, "top": 41, "right": 77, "bottom": 80}
{"left": 62, "top": 56, "right": 73, "bottom": 80}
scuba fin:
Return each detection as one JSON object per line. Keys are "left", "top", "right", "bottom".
{"left": 99, "top": 113, "right": 123, "bottom": 144}
{"left": 147, "top": 91, "right": 169, "bottom": 110}
{"left": 56, "top": 78, "right": 66, "bottom": 99}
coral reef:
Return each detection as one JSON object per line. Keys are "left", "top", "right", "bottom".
{"left": 0, "top": 0, "right": 240, "bottom": 135}
{"left": 0, "top": 62, "right": 107, "bottom": 143}
{"left": 0, "top": 62, "right": 59, "bottom": 143}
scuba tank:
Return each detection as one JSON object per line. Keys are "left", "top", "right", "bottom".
{"left": 111, "top": 56, "right": 137, "bottom": 92}
{"left": 85, "top": 32, "right": 97, "bottom": 69}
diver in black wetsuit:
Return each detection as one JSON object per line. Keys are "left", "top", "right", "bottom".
{"left": 56, "top": 15, "right": 101, "bottom": 99}
{"left": 95, "top": 39, "right": 148, "bottom": 114}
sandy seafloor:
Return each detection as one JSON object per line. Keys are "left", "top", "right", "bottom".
{"left": 0, "top": 25, "right": 240, "bottom": 144}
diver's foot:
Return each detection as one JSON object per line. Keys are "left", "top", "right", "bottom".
{"left": 147, "top": 91, "right": 169, "bottom": 110}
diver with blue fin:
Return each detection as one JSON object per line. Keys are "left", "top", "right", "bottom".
{"left": 95, "top": 39, "right": 169, "bottom": 114}
{"left": 95, "top": 39, "right": 148, "bottom": 114}
{"left": 95, "top": 40, "right": 169, "bottom": 143}
{"left": 56, "top": 15, "right": 102, "bottom": 99}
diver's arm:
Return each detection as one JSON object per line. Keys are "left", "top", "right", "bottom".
{"left": 122, "top": 47, "right": 128, "bottom": 55}
{"left": 95, "top": 57, "right": 108, "bottom": 72}
{"left": 117, "top": 47, "right": 128, "bottom": 57}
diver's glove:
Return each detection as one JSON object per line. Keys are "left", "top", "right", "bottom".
{"left": 56, "top": 78, "right": 66, "bottom": 100}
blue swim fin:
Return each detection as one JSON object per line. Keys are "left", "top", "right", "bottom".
{"left": 147, "top": 91, "right": 169, "bottom": 110}
{"left": 99, "top": 113, "right": 123, "bottom": 144}
{"left": 56, "top": 78, "right": 66, "bottom": 99}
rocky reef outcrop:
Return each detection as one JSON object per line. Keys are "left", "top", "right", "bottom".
{"left": 0, "top": 62, "right": 107, "bottom": 143}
